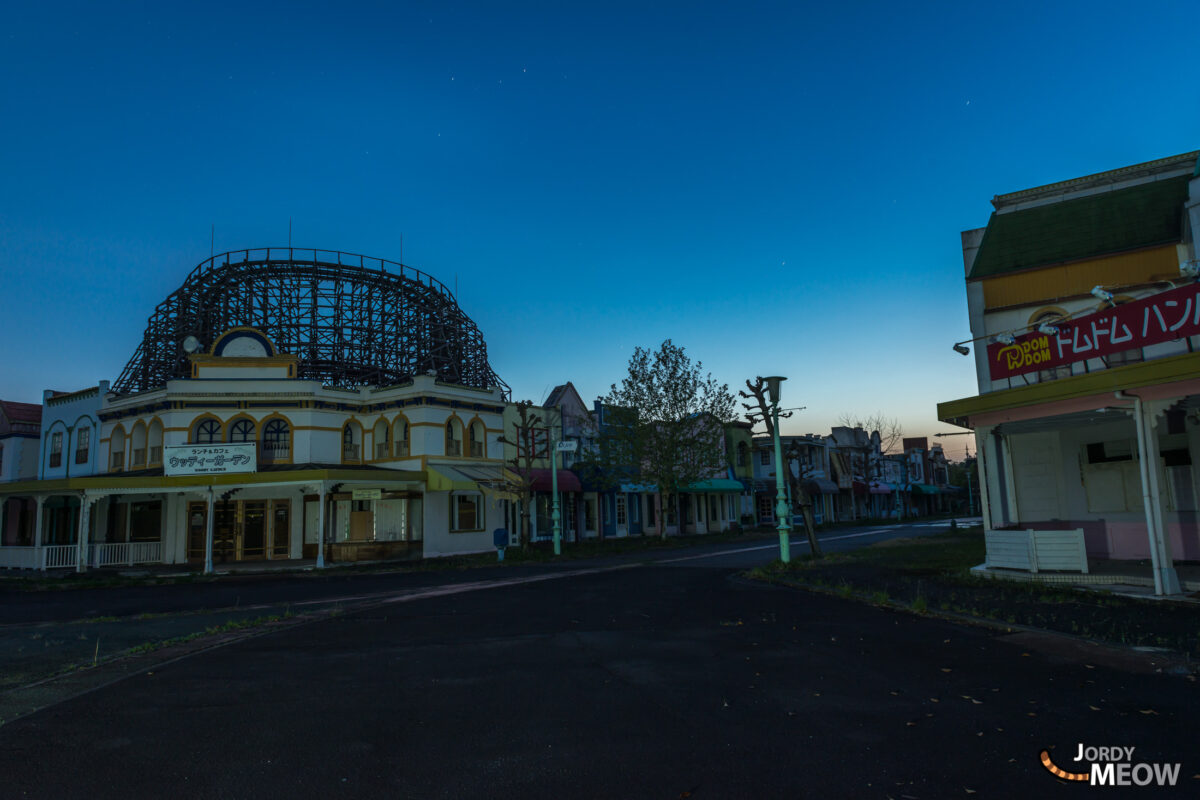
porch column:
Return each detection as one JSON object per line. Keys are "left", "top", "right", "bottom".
{"left": 75, "top": 493, "right": 92, "bottom": 573}
{"left": 204, "top": 486, "right": 215, "bottom": 575}
{"left": 1134, "top": 400, "right": 1181, "bottom": 595}
{"left": 33, "top": 496, "right": 45, "bottom": 570}
{"left": 997, "top": 432, "right": 1019, "bottom": 527}
{"left": 316, "top": 482, "right": 326, "bottom": 569}
{"left": 974, "top": 425, "right": 994, "bottom": 532}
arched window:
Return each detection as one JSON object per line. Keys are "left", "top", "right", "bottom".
{"left": 131, "top": 421, "right": 148, "bottom": 467}
{"left": 193, "top": 418, "right": 221, "bottom": 444}
{"left": 228, "top": 418, "right": 256, "bottom": 443}
{"left": 147, "top": 419, "right": 164, "bottom": 464}
{"left": 445, "top": 419, "right": 462, "bottom": 457}
{"left": 262, "top": 419, "right": 290, "bottom": 463}
{"left": 468, "top": 421, "right": 484, "bottom": 458}
{"left": 110, "top": 426, "right": 127, "bottom": 471}
{"left": 373, "top": 419, "right": 390, "bottom": 460}
{"left": 75, "top": 426, "right": 91, "bottom": 465}
{"left": 395, "top": 418, "right": 410, "bottom": 457}
{"left": 342, "top": 423, "right": 361, "bottom": 462}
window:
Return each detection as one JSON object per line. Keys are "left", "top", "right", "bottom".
{"left": 445, "top": 420, "right": 462, "bottom": 456}
{"left": 759, "top": 449, "right": 770, "bottom": 466}
{"left": 737, "top": 442, "right": 747, "bottom": 467}
{"left": 342, "top": 425, "right": 361, "bottom": 461}
{"left": 451, "top": 493, "right": 483, "bottom": 532}
{"left": 373, "top": 419, "right": 390, "bottom": 459}
{"left": 228, "top": 418, "right": 255, "bottom": 443}
{"left": 75, "top": 427, "right": 90, "bottom": 464}
{"left": 469, "top": 421, "right": 484, "bottom": 458}
{"left": 517, "top": 426, "right": 549, "bottom": 460}
{"left": 49, "top": 432, "right": 63, "bottom": 468}
{"left": 262, "top": 419, "right": 290, "bottom": 462}
{"left": 193, "top": 418, "right": 221, "bottom": 444}
{"left": 395, "top": 419, "right": 410, "bottom": 456}
{"left": 646, "top": 496, "right": 655, "bottom": 527}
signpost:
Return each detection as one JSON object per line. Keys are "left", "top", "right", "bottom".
{"left": 551, "top": 440, "right": 577, "bottom": 555}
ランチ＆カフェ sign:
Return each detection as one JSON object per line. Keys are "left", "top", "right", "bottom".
{"left": 164, "top": 443, "right": 257, "bottom": 476}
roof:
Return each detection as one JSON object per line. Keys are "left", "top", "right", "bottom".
{"left": 969, "top": 174, "right": 1190, "bottom": 280}
{"left": 0, "top": 400, "right": 42, "bottom": 424}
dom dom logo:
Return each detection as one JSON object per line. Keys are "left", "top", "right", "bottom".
{"left": 1040, "top": 744, "right": 1181, "bottom": 787}
{"left": 996, "top": 335, "right": 1054, "bottom": 371}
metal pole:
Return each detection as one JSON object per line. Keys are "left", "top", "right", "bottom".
{"left": 316, "top": 482, "right": 327, "bottom": 569}
{"left": 772, "top": 403, "right": 791, "bottom": 563}
{"left": 204, "top": 486, "right": 215, "bottom": 575}
{"left": 551, "top": 439, "right": 561, "bottom": 556}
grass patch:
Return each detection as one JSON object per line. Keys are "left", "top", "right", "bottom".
{"left": 751, "top": 526, "right": 1200, "bottom": 657}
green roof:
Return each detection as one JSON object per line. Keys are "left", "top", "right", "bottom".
{"left": 969, "top": 175, "right": 1189, "bottom": 280}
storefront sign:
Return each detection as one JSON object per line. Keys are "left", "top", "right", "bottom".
{"left": 164, "top": 444, "right": 257, "bottom": 476}
{"left": 987, "top": 282, "right": 1200, "bottom": 380}
{"left": 352, "top": 488, "right": 382, "bottom": 500}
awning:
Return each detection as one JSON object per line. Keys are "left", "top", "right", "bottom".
{"left": 620, "top": 483, "right": 657, "bottom": 493}
{"left": 869, "top": 481, "right": 895, "bottom": 494}
{"left": 804, "top": 479, "right": 838, "bottom": 494}
{"left": 907, "top": 483, "right": 939, "bottom": 495}
{"left": 427, "top": 464, "right": 518, "bottom": 498}
{"left": 685, "top": 478, "right": 743, "bottom": 493}
{"left": 527, "top": 468, "right": 582, "bottom": 492}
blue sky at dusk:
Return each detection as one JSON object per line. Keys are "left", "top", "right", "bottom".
{"left": 2, "top": 1, "right": 1198, "bottom": 459}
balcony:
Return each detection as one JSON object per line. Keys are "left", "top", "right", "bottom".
{"left": 395, "top": 441, "right": 410, "bottom": 457}
{"left": 445, "top": 440, "right": 462, "bottom": 457}
{"left": 260, "top": 443, "right": 290, "bottom": 464}
{"left": 110, "top": 451, "right": 125, "bottom": 471}
{"left": 132, "top": 448, "right": 146, "bottom": 467}
{"left": 469, "top": 441, "right": 483, "bottom": 458}
{"left": 342, "top": 444, "right": 361, "bottom": 462}
{"left": 375, "top": 442, "right": 391, "bottom": 460}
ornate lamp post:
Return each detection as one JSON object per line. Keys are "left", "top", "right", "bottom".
{"left": 764, "top": 376, "right": 791, "bottom": 563}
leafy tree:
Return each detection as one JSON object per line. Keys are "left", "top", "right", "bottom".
{"left": 740, "top": 376, "right": 822, "bottom": 559}
{"left": 598, "top": 340, "right": 735, "bottom": 540}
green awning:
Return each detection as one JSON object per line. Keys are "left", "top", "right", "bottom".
{"left": 907, "top": 483, "right": 939, "bottom": 495}
{"left": 685, "top": 478, "right": 744, "bottom": 493}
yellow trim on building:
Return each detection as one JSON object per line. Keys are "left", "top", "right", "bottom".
{"left": 980, "top": 244, "right": 1179, "bottom": 310}
{"left": 938, "top": 351, "right": 1200, "bottom": 426}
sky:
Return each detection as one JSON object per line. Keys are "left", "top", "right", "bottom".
{"left": 2, "top": 1, "right": 1198, "bottom": 461}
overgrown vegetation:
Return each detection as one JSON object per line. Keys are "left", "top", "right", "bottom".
{"left": 751, "top": 527, "right": 1200, "bottom": 657}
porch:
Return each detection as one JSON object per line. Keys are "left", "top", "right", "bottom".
{"left": 971, "top": 557, "right": 1200, "bottom": 595}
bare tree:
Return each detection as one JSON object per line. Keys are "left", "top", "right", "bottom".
{"left": 597, "top": 341, "right": 735, "bottom": 540}
{"left": 838, "top": 411, "right": 904, "bottom": 453}
{"left": 741, "top": 377, "right": 822, "bottom": 559}
{"left": 497, "top": 400, "right": 543, "bottom": 549}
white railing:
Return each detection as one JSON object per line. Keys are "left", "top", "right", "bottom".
{"left": 343, "top": 444, "right": 360, "bottom": 461}
{"left": 43, "top": 544, "right": 78, "bottom": 569}
{"left": 396, "top": 441, "right": 410, "bottom": 457}
{"left": 90, "top": 541, "right": 163, "bottom": 566}
{"left": 149, "top": 445, "right": 162, "bottom": 463}
{"left": 110, "top": 452, "right": 125, "bottom": 470}
{"left": 375, "top": 442, "right": 391, "bottom": 459}
{"left": 260, "top": 443, "right": 290, "bottom": 463}
{"left": 0, "top": 547, "right": 40, "bottom": 569}
{"left": 132, "top": 448, "right": 147, "bottom": 467}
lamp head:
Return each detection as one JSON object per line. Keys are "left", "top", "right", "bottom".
{"left": 1037, "top": 323, "right": 1059, "bottom": 336}
{"left": 1091, "top": 285, "right": 1114, "bottom": 303}
{"left": 763, "top": 375, "right": 786, "bottom": 405}
{"left": 952, "top": 343, "right": 970, "bottom": 356}
{"left": 993, "top": 333, "right": 1016, "bottom": 346}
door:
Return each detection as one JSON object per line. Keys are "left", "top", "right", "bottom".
{"left": 241, "top": 501, "right": 267, "bottom": 560}
{"left": 615, "top": 494, "right": 628, "bottom": 537}
{"left": 214, "top": 502, "right": 236, "bottom": 563}
{"left": 187, "top": 502, "right": 207, "bottom": 561}
{"left": 271, "top": 500, "right": 290, "bottom": 558}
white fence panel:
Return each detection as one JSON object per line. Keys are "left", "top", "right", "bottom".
{"left": 91, "top": 541, "right": 164, "bottom": 566}
{"left": 0, "top": 547, "right": 40, "bottom": 569}
{"left": 43, "top": 545, "right": 78, "bottom": 569}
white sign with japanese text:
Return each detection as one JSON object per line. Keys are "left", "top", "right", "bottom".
{"left": 165, "top": 443, "right": 257, "bottom": 476}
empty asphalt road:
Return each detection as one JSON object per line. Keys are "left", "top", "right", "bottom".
{"left": 2, "top": 518, "right": 1194, "bottom": 798}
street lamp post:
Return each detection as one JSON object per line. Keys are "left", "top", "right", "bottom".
{"left": 551, "top": 437, "right": 561, "bottom": 556}
{"left": 764, "top": 376, "right": 791, "bottom": 564}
